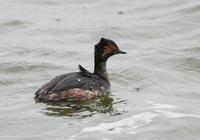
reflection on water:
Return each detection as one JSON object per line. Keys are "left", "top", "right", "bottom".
{"left": 43, "top": 95, "right": 124, "bottom": 117}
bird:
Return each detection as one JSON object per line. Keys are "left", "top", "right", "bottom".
{"left": 35, "top": 38, "right": 126, "bottom": 102}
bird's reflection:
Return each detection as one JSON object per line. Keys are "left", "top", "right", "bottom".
{"left": 43, "top": 95, "right": 117, "bottom": 117}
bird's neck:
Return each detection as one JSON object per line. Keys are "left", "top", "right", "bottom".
{"left": 94, "top": 61, "right": 110, "bottom": 84}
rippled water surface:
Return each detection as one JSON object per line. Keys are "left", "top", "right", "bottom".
{"left": 1, "top": 0, "right": 200, "bottom": 140}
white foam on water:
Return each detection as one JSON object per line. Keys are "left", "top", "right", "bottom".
{"left": 155, "top": 110, "right": 200, "bottom": 119}
{"left": 152, "top": 103, "right": 175, "bottom": 109}
{"left": 82, "top": 112, "right": 159, "bottom": 134}
{"left": 147, "top": 100, "right": 176, "bottom": 109}
{"left": 67, "top": 134, "right": 77, "bottom": 140}
{"left": 147, "top": 101, "right": 200, "bottom": 119}
{"left": 101, "top": 138, "right": 110, "bottom": 140}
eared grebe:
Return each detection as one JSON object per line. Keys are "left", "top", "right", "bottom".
{"left": 35, "top": 38, "right": 126, "bottom": 102}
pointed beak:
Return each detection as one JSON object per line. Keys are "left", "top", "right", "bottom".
{"left": 117, "top": 49, "right": 127, "bottom": 54}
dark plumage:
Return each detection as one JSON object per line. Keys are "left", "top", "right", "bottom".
{"left": 35, "top": 38, "right": 126, "bottom": 102}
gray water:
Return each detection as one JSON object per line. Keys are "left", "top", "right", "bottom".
{"left": 0, "top": 0, "right": 200, "bottom": 140}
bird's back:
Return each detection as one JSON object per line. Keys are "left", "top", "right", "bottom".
{"left": 35, "top": 66, "right": 110, "bottom": 102}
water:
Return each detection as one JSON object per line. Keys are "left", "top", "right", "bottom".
{"left": 0, "top": 0, "right": 200, "bottom": 139}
